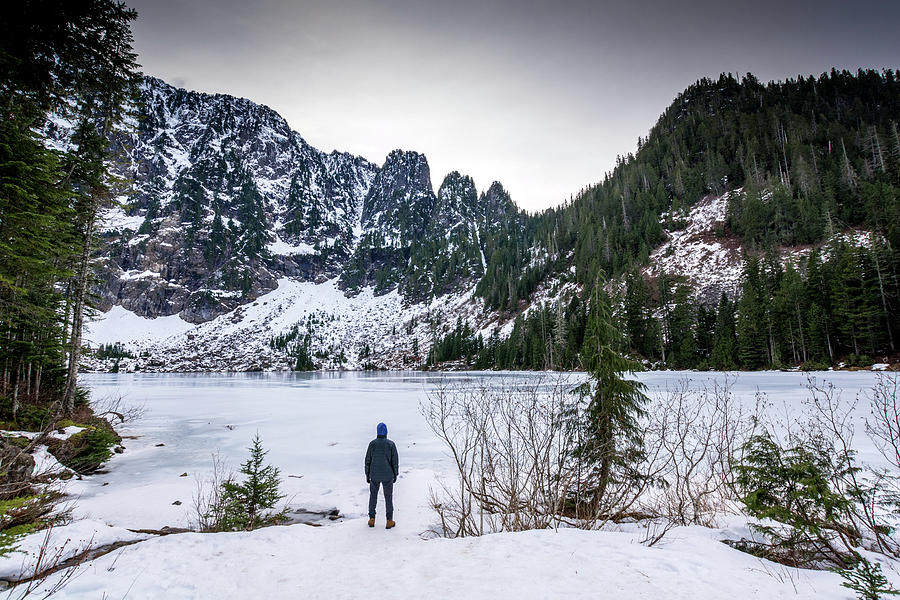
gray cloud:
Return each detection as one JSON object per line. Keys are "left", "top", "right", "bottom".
{"left": 128, "top": 0, "right": 900, "bottom": 211}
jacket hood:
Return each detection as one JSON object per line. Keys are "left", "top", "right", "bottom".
{"left": 377, "top": 422, "right": 388, "bottom": 437}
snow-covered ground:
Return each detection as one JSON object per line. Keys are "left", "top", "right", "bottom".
{"left": 647, "top": 190, "right": 744, "bottom": 297}
{"left": 87, "top": 305, "right": 195, "bottom": 347}
{"left": 9, "top": 371, "right": 899, "bottom": 598}
{"left": 37, "top": 518, "right": 862, "bottom": 599}
{"left": 645, "top": 190, "right": 879, "bottom": 302}
{"left": 83, "top": 277, "right": 504, "bottom": 372}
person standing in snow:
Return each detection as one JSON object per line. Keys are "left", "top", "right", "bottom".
{"left": 365, "top": 422, "right": 399, "bottom": 529}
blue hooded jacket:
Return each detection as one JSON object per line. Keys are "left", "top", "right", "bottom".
{"left": 365, "top": 423, "right": 399, "bottom": 482}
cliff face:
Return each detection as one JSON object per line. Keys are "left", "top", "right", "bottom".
{"left": 98, "top": 77, "right": 519, "bottom": 323}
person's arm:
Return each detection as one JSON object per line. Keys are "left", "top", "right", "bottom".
{"left": 391, "top": 441, "right": 399, "bottom": 483}
{"left": 365, "top": 441, "right": 373, "bottom": 483}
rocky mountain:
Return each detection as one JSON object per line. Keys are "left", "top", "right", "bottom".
{"left": 84, "top": 70, "right": 899, "bottom": 372}
{"left": 97, "top": 77, "right": 520, "bottom": 325}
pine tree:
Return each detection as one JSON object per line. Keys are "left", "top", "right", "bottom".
{"left": 0, "top": 0, "right": 140, "bottom": 417}
{"left": 553, "top": 298, "right": 568, "bottom": 368}
{"left": 711, "top": 293, "right": 738, "bottom": 369}
{"left": 774, "top": 264, "right": 808, "bottom": 365}
{"left": 806, "top": 303, "right": 829, "bottom": 364}
{"left": 574, "top": 280, "right": 649, "bottom": 511}
{"left": 623, "top": 271, "right": 651, "bottom": 356}
{"left": 220, "top": 434, "right": 284, "bottom": 531}
{"left": 669, "top": 285, "right": 698, "bottom": 368}
{"left": 836, "top": 556, "right": 900, "bottom": 600}
{"left": 736, "top": 256, "right": 768, "bottom": 369}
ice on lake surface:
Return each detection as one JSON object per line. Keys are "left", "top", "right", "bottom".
{"left": 76, "top": 370, "right": 887, "bottom": 529}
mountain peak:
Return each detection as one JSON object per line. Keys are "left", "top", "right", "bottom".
{"left": 361, "top": 150, "right": 435, "bottom": 243}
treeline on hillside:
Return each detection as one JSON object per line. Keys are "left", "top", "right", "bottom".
{"left": 475, "top": 70, "right": 900, "bottom": 336}
{"left": 429, "top": 235, "right": 896, "bottom": 370}
{"left": 0, "top": 1, "right": 140, "bottom": 421}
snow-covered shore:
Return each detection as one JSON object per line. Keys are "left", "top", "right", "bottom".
{"left": 32, "top": 516, "right": 865, "bottom": 599}
{"left": 5, "top": 371, "right": 898, "bottom": 598}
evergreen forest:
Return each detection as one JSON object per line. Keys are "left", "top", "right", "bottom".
{"left": 0, "top": 0, "right": 141, "bottom": 420}
{"left": 442, "top": 70, "right": 900, "bottom": 370}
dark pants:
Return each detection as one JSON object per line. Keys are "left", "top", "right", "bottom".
{"left": 368, "top": 480, "right": 393, "bottom": 520}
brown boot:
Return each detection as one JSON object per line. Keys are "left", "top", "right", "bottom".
{"left": 386, "top": 520, "right": 395, "bottom": 529}
{"left": 368, "top": 518, "right": 375, "bottom": 528}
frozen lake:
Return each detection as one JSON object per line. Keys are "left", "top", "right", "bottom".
{"left": 75, "top": 370, "right": 887, "bottom": 529}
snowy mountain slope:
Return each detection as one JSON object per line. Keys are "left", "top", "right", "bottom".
{"left": 643, "top": 189, "right": 877, "bottom": 303}
{"left": 80, "top": 75, "right": 534, "bottom": 370}
{"left": 359, "top": 149, "right": 435, "bottom": 246}
{"left": 644, "top": 190, "right": 745, "bottom": 301}
{"left": 97, "top": 77, "right": 381, "bottom": 322}
{"left": 83, "top": 277, "right": 504, "bottom": 372}
{"left": 95, "top": 77, "right": 522, "bottom": 330}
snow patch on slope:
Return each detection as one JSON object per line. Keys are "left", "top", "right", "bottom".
{"left": 85, "top": 305, "right": 195, "bottom": 347}
{"left": 644, "top": 189, "right": 878, "bottom": 302}
{"left": 646, "top": 190, "right": 743, "bottom": 298}
{"left": 266, "top": 237, "right": 316, "bottom": 256}
{"left": 80, "top": 272, "right": 529, "bottom": 372}
{"left": 83, "top": 278, "right": 485, "bottom": 371}
{"left": 99, "top": 206, "right": 146, "bottom": 233}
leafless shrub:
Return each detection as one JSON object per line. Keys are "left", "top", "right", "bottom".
{"left": 4, "top": 522, "right": 89, "bottom": 599}
{"left": 802, "top": 375, "right": 899, "bottom": 558}
{"left": 639, "top": 517, "right": 676, "bottom": 547}
{"left": 423, "top": 375, "right": 768, "bottom": 540}
{"left": 191, "top": 452, "right": 234, "bottom": 532}
{"left": 91, "top": 394, "right": 145, "bottom": 425}
{"left": 0, "top": 443, "right": 79, "bottom": 598}
{"left": 866, "top": 373, "right": 900, "bottom": 471}
{"left": 748, "top": 559, "right": 802, "bottom": 594}
{"left": 0, "top": 439, "right": 73, "bottom": 552}
{"left": 639, "top": 376, "right": 759, "bottom": 528}
{"left": 862, "top": 373, "right": 900, "bottom": 557}
{"left": 422, "top": 376, "right": 577, "bottom": 537}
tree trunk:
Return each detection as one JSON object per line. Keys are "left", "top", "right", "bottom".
{"left": 796, "top": 305, "right": 807, "bottom": 363}
{"left": 62, "top": 211, "right": 97, "bottom": 415}
{"left": 788, "top": 321, "right": 797, "bottom": 363}
{"left": 12, "top": 361, "right": 21, "bottom": 423}
{"left": 593, "top": 380, "right": 614, "bottom": 513}
{"left": 871, "top": 240, "right": 896, "bottom": 351}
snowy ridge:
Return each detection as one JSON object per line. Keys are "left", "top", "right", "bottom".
{"left": 92, "top": 76, "right": 521, "bottom": 332}
{"left": 97, "top": 76, "right": 381, "bottom": 322}
{"left": 79, "top": 75, "right": 532, "bottom": 369}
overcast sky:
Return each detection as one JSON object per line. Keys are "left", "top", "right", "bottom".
{"left": 128, "top": 0, "right": 900, "bottom": 212}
